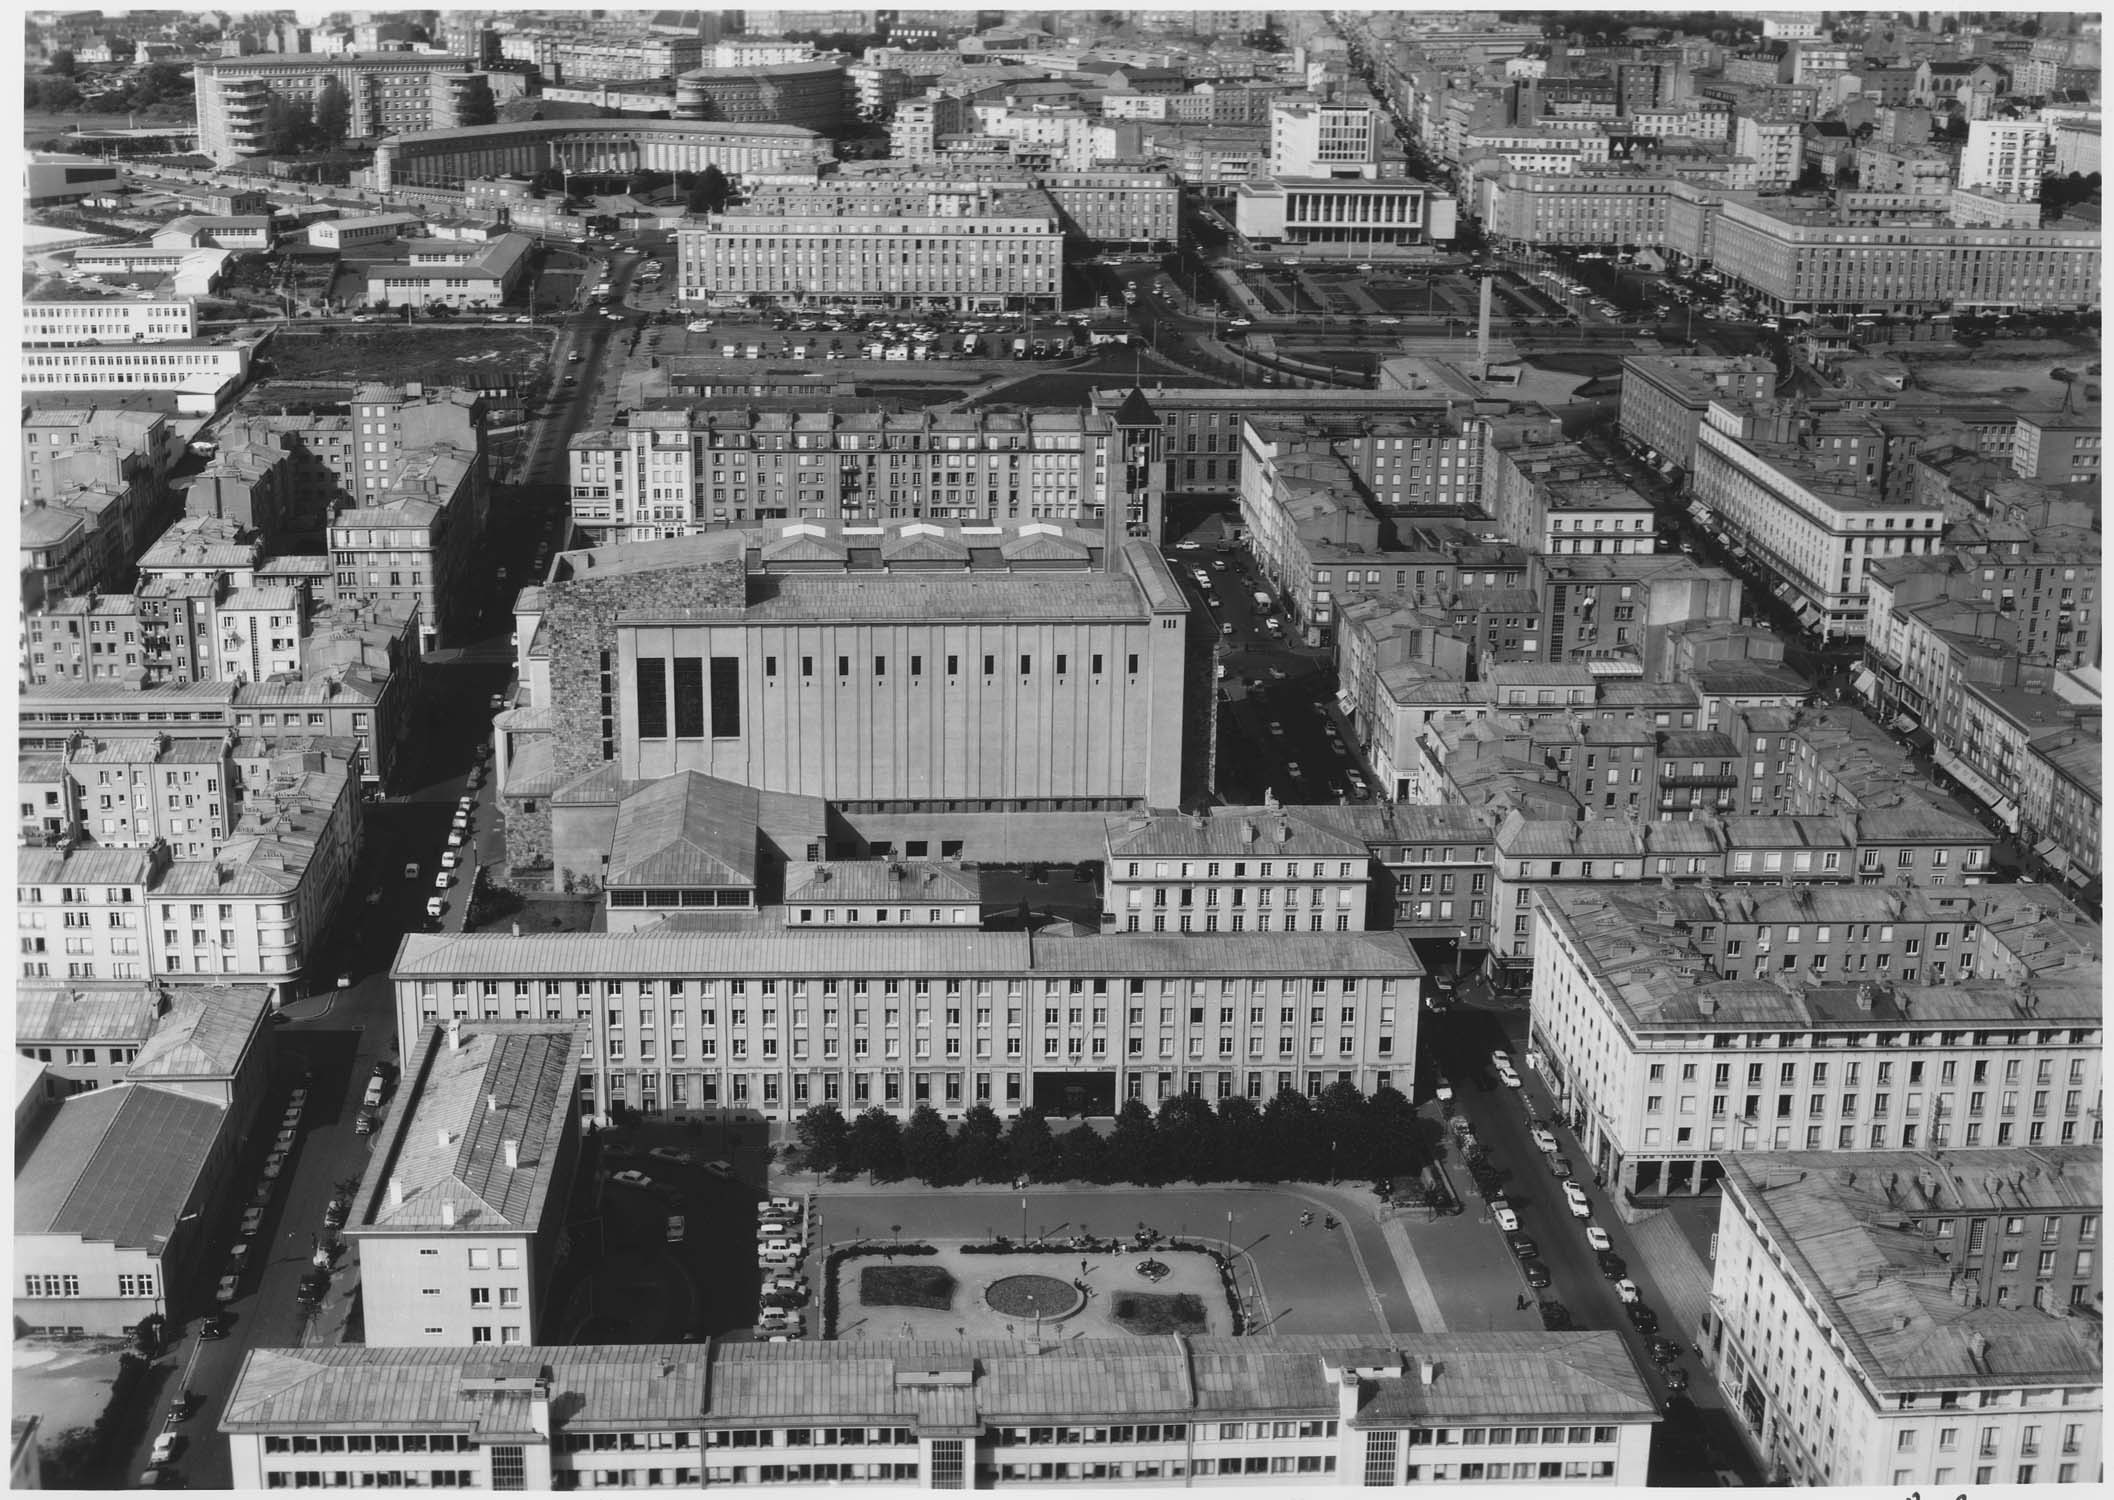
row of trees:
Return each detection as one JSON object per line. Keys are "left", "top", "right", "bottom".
{"left": 792, "top": 1084, "right": 1435, "bottom": 1189}
{"left": 27, "top": 59, "right": 192, "bottom": 116}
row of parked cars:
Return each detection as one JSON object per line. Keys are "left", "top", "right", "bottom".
{"left": 756, "top": 1196, "right": 813, "bottom": 1340}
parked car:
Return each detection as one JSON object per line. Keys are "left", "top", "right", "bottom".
{"left": 1584, "top": 1226, "right": 1612, "bottom": 1253}
{"left": 215, "top": 1275, "right": 239, "bottom": 1303}
{"left": 1663, "top": 1366, "right": 1690, "bottom": 1392}
{"left": 403, "top": 862, "right": 420, "bottom": 880}
{"left": 1614, "top": 1277, "right": 1641, "bottom": 1304}
{"left": 666, "top": 1215, "right": 686, "bottom": 1243}
{"left": 239, "top": 1206, "right": 265, "bottom": 1236}
{"left": 1521, "top": 1258, "right": 1551, "bottom": 1289}
{"left": 355, "top": 1108, "right": 377, "bottom": 1136}
{"left": 199, "top": 1312, "right": 228, "bottom": 1340}
{"left": 1550, "top": 1154, "right": 1574, "bottom": 1179}
{"left": 1530, "top": 1127, "right": 1558, "bottom": 1154}
{"left": 703, "top": 1160, "right": 735, "bottom": 1179}
{"left": 1598, "top": 1251, "right": 1629, "bottom": 1281}
{"left": 1649, "top": 1338, "right": 1682, "bottom": 1365}
{"left": 1505, "top": 1232, "right": 1539, "bottom": 1261}
{"left": 647, "top": 1147, "right": 695, "bottom": 1167}
{"left": 1626, "top": 1304, "right": 1660, "bottom": 1335}
{"left": 1489, "top": 1050, "right": 1512, "bottom": 1070}
{"left": 610, "top": 1171, "right": 656, "bottom": 1191}
{"left": 1496, "top": 1064, "right": 1523, "bottom": 1089}
{"left": 1562, "top": 1181, "right": 1593, "bottom": 1218}
{"left": 363, "top": 1078, "right": 385, "bottom": 1108}
{"left": 1491, "top": 1200, "right": 1519, "bottom": 1232}
{"left": 426, "top": 895, "right": 447, "bottom": 918}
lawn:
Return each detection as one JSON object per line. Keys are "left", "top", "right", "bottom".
{"left": 1110, "top": 1292, "right": 1208, "bottom": 1335}
{"left": 263, "top": 327, "right": 552, "bottom": 386}
{"left": 859, "top": 1264, "right": 958, "bottom": 1311}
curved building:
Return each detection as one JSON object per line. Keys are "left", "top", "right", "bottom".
{"left": 369, "top": 118, "right": 832, "bottom": 193}
{"left": 673, "top": 59, "right": 850, "bottom": 134}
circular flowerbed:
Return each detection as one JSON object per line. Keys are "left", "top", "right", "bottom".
{"left": 984, "top": 1274, "right": 1083, "bottom": 1320}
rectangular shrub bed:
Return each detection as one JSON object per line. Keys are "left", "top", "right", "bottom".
{"left": 1111, "top": 1292, "right": 1207, "bottom": 1335}
{"left": 859, "top": 1264, "right": 956, "bottom": 1311}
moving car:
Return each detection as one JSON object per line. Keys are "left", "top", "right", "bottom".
{"left": 666, "top": 1216, "right": 686, "bottom": 1243}
{"left": 403, "top": 863, "right": 420, "bottom": 880}
{"left": 611, "top": 1171, "right": 656, "bottom": 1191}
{"left": 648, "top": 1147, "right": 695, "bottom": 1167}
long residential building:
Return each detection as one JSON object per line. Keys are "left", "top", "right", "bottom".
{"left": 1692, "top": 400, "right": 1946, "bottom": 641}
{"left": 219, "top": 1335, "right": 1659, "bottom": 1490}
{"left": 22, "top": 298, "right": 198, "bottom": 347}
{"left": 21, "top": 337, "right": 255, "bottom": 417}
{"left": 192, "top": 53, "right": 483, "bottom": 162}
{"left": 365, "top": 119, "right": 833, "bottom": 195}
{"left": 390, "top": 928, "right": 1422, "bottom": 1124}
{"left": 678, "top": 185, "right": 1064, "bottom": 312}
{"left": 1708, "top": 1152, "right": 2102, "bottom": 1487}
{"left": 1530, "top": 881, "right": 2103, "bottom": 1201}
{"left": 565, "top": 408, "right": 1141, "bottom": 545}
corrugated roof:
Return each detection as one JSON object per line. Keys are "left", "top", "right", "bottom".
{"left": 17, "top": 984, "right": 157, "bottom": 1045}
{"left": 390, "top": 930, "right": 1421, "bottom": 979}
{"left": 14, "top": 1083, "right": 225, "bottom": 1249}
{"left": 128, "top": 982, "right": 272, "bottom": 1078}
{"left": 782, "top": 861, "right": 979, "bottom": 904}
{"left": 1105, "top": 808, "right": 1371, "bottom": 861}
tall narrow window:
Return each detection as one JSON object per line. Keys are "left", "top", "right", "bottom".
{"left": 635, "top": 657, "right": 667, "bottom": 739}
{"left": 710, "top": 658, "right": 741, "bottom": 738}
{"left": 672, "top": 657, "right": 705, "bottom": 737}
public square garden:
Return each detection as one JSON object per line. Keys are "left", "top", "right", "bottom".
{"left": 829, "top": 1237, "right": 1237, "bottom": 1343}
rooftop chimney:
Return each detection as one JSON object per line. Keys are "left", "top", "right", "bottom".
{"left": 487, "top": 1091, "right": 498, "bottom": 1113}
{"left": 437, "top": 1127, "right": 452, "bottom": 1149}
{"left": 440, "top": 1202, "right": 455, "bottom": 1227}
{"left": 1419, "top": 1357, "right": 1438, "bottom": 1387}
{"left": 388, "top": 1177, "right": 404, "bottom": 1207}
{"left": 447, "top": 1016, "right": 462, "bottom": 1050}
{"left": 503, "top": 1139, "right": 520, "bottom": 1170}
{"left": 1242, "top": 821, "right": 1259, "bottom": 845}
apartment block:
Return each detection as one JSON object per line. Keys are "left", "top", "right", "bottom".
{"left": 367, "top": 120, "right": 832, "bottom": 196}
{"left": 1710, "top": 1153, "right": 2102, "bottom": 1486}
{"left": 673, "top": 61, "right": 849, "bottom": 134}
{"left": 565, "top": 408, "right": 1135, "bottom": 544}
{"left": 22, "top": 298, "right": 198, "bottom": 347}
{"left": 1959, "top": 118, "right": 2052, "bottom": 197}
{"left": 329, "top": 438, "right": 488, "bottom": 653}
{"left": 1531, "top": 881, "right": 2103, "bottom": 1199}
{"left": 16, "top": 844, "right": 165, "bottom": 984}
{"left": 678, "top": 184, "right": 1062, "bottom": 313}
{"left": 1692, "top": 400, "right": 1945, "bottom": 641}
{"left": 192, "top": 53, "right": 480, "bottom": 162}
{"left": 45, "top": 734, "right": 235, "bottom": 858}
{"left": 1103, "top": 809, "right": 1379, "bottom": 934}
{"left": 390, "top": 929, "right": 1422, "bottom": 1124}
{"left": 1485, "top": 429, "right": 1657, "bottom": 557}
{"left": 219, "top": 1336, "right": 1658, "bottom": 1490}
{"left": 1617, "top": 355, "right": 1776, "bottom": 478}
{"left": 348, "top": 1019, "right": 586, "bottom": 1348}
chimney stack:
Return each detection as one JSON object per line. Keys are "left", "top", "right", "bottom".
{"left": 1419, "top": 1357, "right": 1438, "bottom": 1387}
{"left": 487, "top": 1091, "right": 498, "bottom": 1114}
{"left": 440, "top": 1202, "right": 455, "bottom": 1227}
{"left": 503, "top": 1139, "right": 520, "bottom": 1169}
{"left": 447, "top": 1017, "right": 462, "bottom": 1050}
{"left": 437, "top": 1128, "right": 452, "bottom": 1149}
{"left": 388, "top": 1177, "right": 404, "bottom": 1207}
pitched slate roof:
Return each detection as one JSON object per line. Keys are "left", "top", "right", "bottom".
{"left": 15, "top": 1084, "right": 225, "bottom": 1250}
{"left": 607, "top": 772, "right": 758, "bottom": 889}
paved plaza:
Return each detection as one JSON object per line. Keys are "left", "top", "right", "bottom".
{"left": 834, "top": 1245, "right": 1234, "bottom": 1343}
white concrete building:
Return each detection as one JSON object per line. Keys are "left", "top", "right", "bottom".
{"left": 1269, "top": 98, "right": 1383, "bottom": 178}
{"left": 1709, "top": 1153, "right": 2103, "bottom": 1486}
{"left": 220, "top": 1335, "right": 1660, "bottom": 1490}
{"left": 22, "top": 298, "right": 198, "bottom": 347}
{"left": 1960, "top": 118, "right": 2053, "bottom": 198}
{"left": 346, "top": 1019, "right": 587, "bottom": 1348}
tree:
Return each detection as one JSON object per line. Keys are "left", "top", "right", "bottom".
{"left": 845, "top": 1105, "right": 903, "bottom": 1181}
{"left": 264, "top": 92, "right": 313, "bottom": 152}
{"left": 1107, "top": 1097, "right": 1162, "bottom": 1182}
{"left": 1004, "top": 1106, "right": 1058, "bottom": 1182}
{"left": 49, "top": 49, "right": 75, "bottom": 76}
{"left": 313, "top": 77, "right": 352, "bottom": 146}
{"left": 955, "top": 1102, "right": 1006, "bottom": 1182}
{"left": 26, "top": 75, "right": 80, "bottom": 112}
{"left": 1212, "top": 1095, "right": 1270, "bottom": 1181}
{"left": 901, "top": 1104, "right": 955, "bottom": 1185}
{"left": 1260, "top": 1088, "right": 1322, "bottom": 1181}
{"left": 1054, "top": 1122, "right": 1108, "bottom": 1182}
{"left": 696, "top": 164, "right": 730, "bottom": 213}
{"left": 1154, "top": 1092, "right": 1219, "bottom": 1184}
{"left": 456, "top": 77, "right": 496, "bottom": 128}
{"left": 794, "top": 1102, "right": 847, "bottom": 1173}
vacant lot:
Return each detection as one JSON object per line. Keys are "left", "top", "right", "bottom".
{"left": 264, "top": 326, "right": 552, "bottom": 385}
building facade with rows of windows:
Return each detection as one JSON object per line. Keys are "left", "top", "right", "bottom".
{"left": 220, "top": 1335, "right": 1659, "bottom": 1490}
{"left": 564, "top": 408, "right": 1135, "bottom": 545}
{"left": 388, "top": 928, "right": 1421, "bottom": 1124}
{"left": 1102, "top": 809, "right": 1380, "bottom": 933}
{"left": 1530, "top": 882, "right": 2104, "bottom": 1200}
{"left": 677, "top": 193, "right": 1064, "bottom": 313}
{"left": 21, "top": 297, "right": 198, "bottom": 347}
{"left": 1706, "top": 1153, "right": 2102, "bottom": 1487}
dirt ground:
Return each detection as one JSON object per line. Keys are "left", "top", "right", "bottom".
{"left": 1903, "top": 356, "right": 2093, "bottom": 398}
{"left": 12, "top": 1335, "right": 134, "bottom": 1446}
{"left": 265, "top": 326, "right": 553, "bottom": 386}
{"left": 833, "top": 1245, "right": 1233, "bottom": 1343}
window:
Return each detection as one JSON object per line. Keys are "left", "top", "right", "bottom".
{"left": 635, "top": 657, "right": 667, "bottom": 738}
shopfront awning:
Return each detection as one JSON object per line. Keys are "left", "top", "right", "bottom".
{"left": 1687, "top": 500, "right": 1711, "bottom": 521}
{"left": 1893, "top": 714, "right": 1921, "bottom": 733}
{"left": 1908, "top": 728, "right": 1935, "bottom": 751}
{"left": 1851, "top": 666, "right": 1877, "bottom": 700}
{"left": 1334, "top": 690, "right": 1356, "bottom": 717}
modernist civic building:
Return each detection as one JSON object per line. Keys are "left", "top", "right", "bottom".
{"left": 365, "top": 119, "right": 833, "bottom": 195}
{"left": 388, "top": 927, "right": 1422, "bottom": 1124}
{"left": 219, "top": 1335, "right": 1659, "bottom": 1490}
{"left": 496, "top": 522, "right": 1195, "bottom": 874}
